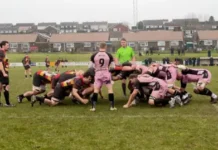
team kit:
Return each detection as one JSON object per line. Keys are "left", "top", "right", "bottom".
{"left": 0, "top": 41, "right": 217, "bottom": 110}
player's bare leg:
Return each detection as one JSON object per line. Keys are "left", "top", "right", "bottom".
{"left": 28, "top": 68, "right": 32, "bottom": 78}
{"left": 17, "top": 90, "right": 44, "bottom": 103}
{"left": 193, "top": 81, "right": 217, "bottom": 104}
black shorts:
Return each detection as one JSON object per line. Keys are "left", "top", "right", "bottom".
{"left": 53, "top": 84, "right": 71, "bottom": 101}
{"left": 24, "top": 65, "right": 30, "bottom": 70}
{"left": 46, "top": 65, "right": 50, "bottom": 68}
{"left": 33, "top": 73, "right": 42, "bottom": 87}
{"left": 0, "top": 76, "right": 9, "bottom": 85}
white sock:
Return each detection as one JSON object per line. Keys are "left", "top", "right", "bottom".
{"left": 212, "top": 93, "right": 217, "bottom": 99}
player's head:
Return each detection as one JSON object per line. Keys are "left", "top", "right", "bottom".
{"left": 174, "top": 58, "right": 180, "bottom": 65}
{"left": 129, "top": 74, "right": 138, "bottom": 83}
{"left": 99, "top": 42, "right": 107, "bottom": 51}
{"left": 0, "top": 41, "right": 9, "bottom": 51}
{"left": 120, "top": 38, "right": 127, "bottom": 48}
{"left": 83, "top": 71, "right": 93, "bottom": 84}
{"left": 76, "top": 70, "right": 84, "bottom": 76}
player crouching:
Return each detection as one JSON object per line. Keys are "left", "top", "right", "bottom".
{"left": 32, "top": 71, "right": 93, "bottom": 106}
{"left": 123, "top": 74, "right": 170, "bottom": 108}
{"left": 17, "top": 70, "right": 55, "bottom": 103}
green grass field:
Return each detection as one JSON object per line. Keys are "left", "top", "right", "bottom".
{"left": 8, "top": 51, "right": 218, "bottom": 62}
{"left": 1, "top": 53, "right": 218, "bottom": 150}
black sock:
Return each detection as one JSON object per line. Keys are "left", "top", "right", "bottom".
{"left": 198, "top": 88, "right": 212, "bottom": 96}
{"left": 108, "top": 93, "right": 114, "bottom": 108}
{"left": 36, "top": 96, "right": 45, "bottom": 103}
{"left": 4, "top": 90, "right": 10, "bottom": 105}
{"left": 91, "top": 93, "right": 98, "bottom": 108}
{"left": 25, "top": 75, "right": 27, "bottom": 78}
{"left": 29, "top": 75, "right": 32, "bottom": 77}
{"left": 44, "top": 94, "right": 48, "bottom": 99}
{"left": 19, "top": 94, "right": 24, "bottom": 99}
{"left": 26, "top": 96, "right": 32, "bottom": 101}
{"left": 122, "top": 83, "right": 126, "bottom": 96}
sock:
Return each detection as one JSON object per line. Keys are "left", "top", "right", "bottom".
{"left": 198, "top": 88, "right": 212, "bottom": 97}
{"left": 91, "top": 93, "right": 98, "bottom": 108}
{"left": 44, "top": 94, "right": 48, "bottom": 99}
{"left": 4, "top": 90, "right": 10, "bottom": 105}
{"left": 26, "top": 96, "right": 32, "bottom": 101}
{"left": 108, "top": 93, "right": 115, "bottom": 108}
{"left": 160, "top": 99, "right": 170, "bottom": 106}
{"left": 122, "top": 83, "right": 126, "bottom": 96}
{"left": 212, "top": 93, "right": 217, "bottom": 99}
{"left": 36, "top": 96, "right": 45, "bottom": 103}
{"left": 19, "top": 94, "right": 24, "bottom": 99}
{"left": 25, "top": 75, "right": 27, "bottom": 78}
{"left": 29, "top": 75, "right": 32, "bottom": 77}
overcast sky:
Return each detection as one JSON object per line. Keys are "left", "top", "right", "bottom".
{"left": 0, "top": 0, "right": 217, "bottom": 25}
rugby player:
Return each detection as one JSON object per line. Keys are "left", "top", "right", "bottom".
{"left": 89, "top": 42, "right": 117, "bottom": 111}
{"left": 17, "top": 70, "right": 54, "bottom": 103}
{"left": 0, "top": 41, "right": 14, "bottom": 106}
{"left": 22, "top": 54, "right": 32, "bottom": 78}
{"left": 33, "top": 71, "right": 93, "bottom": 106}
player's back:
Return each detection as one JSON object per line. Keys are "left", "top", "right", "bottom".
{"left": 92, "top": 51, "right": 113, "bottom": 72}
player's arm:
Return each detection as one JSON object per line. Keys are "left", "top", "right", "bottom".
{"left": 108, "top": 53, "right": 115, "bottom": 68}
{"left": 72, "top": 87, "right": 87, "bottom": 104}
{"left": 124, "top": 89, "right": 139, "bottom": 108}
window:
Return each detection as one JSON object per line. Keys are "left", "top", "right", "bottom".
{"left": 139, "top": 42, "right": 148, "bottom": 47}
{"left": 21, "top": 43, "right": 29, "bottom": 49}
{"left": 113, "top": 28, "right": 118, "bottom": 31}
{"left": 66, "top": 43, "right": 74, "bottom": 48}
{"left": 73, "top": 29, "right": 77, "bottom": 33}
{"left": 53, "top": 43, "right": 61, "bottom": 48}
{"left": 61, "top": 30, "right": 65, "bottom": 33}
{"left": 128, "top": 42, "right": 135, "bottom": 47}
{"left": 13, "top": 30, "right": 17, "bottom": 33}
{"left": 0, "top": 31, "right": 4, "bottom": 33}
{"left": 73, "top": 25, "right": 76, "bottom": 28}
{"left": 5, "top": 31, "right": 8, "bottom": 33}
{"left": 170, "top": 41, "right": 179, "bottom": 46}
{"left": 212, "top": 26, "right": 217, "bottom": 29}
{"left": 69, "top": 26, "right": 72, "bottom": 28}
{"left": 8, "top": 30, "right": 12, "bottom": 33}
{"left": 158, "top": 41, "right": 165, "bottom": 46}
{"left": 204, "top": 40, "right": 213, "bottom": 46}
{"left": 159, "top": 25, "right": 163, "bottom": 28}
{"left": 84, "top": 42, "right": 91, "bottom": 47}
{"left": 65, "top": 30, "right": 69, "bottom": 33}
{"left": 61, "top": 26, "right": 64, "bottom": 28}
{"left": 168, "top": 26, "right": 174, "bottom": 30}
{"left": 65, "top": 26, "right": 68, "bottom": 28}
{"left": 146, "top": 25, "right": 150, "bottom": 28}
{"left": 10, "top": 43, "right": 18, "bottom": 48}
{"left": 110, "top": 38, "right": 119, "bottom": 41}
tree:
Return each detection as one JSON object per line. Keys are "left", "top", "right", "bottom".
{"left": 137, "top": 21, "right": 144, "bottom": 30}
{"left": 209, "top": 16, "right": 215, "bottom": 22}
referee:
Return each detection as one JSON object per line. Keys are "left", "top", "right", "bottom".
{"left": 114, "top": 38, "right": 136, "bottom": 96}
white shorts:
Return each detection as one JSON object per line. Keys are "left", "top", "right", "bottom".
{"left": 32, "top": 85, "right": 46, "bottom": 92}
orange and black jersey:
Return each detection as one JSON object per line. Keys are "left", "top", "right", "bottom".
{"left": 58, "top": 70, "right": 76, "bottom": 83}
{"left": 0, "top": 50, "right": 9, "bottom": 75}
{"left": 33, "top": 71, "right": 53, "bottom": 86}
{"left": 51, "top": 73, "right": 60, "bottom": 89}
{"left": 60, "top": 76, "right": 91, "bottom": 90}
{"left": 22, "top": 57, "right": 31, "bottom": 66}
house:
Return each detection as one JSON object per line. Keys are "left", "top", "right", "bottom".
{"left": 123, "top": 31, "right": 183, "bottom": 50}
{"left": 60, "top": 22, "right": 79, "bottom": 33}
{"left": 109, "top": 23, "right": 129, "bottom": 32}
{"left": 142, "top": 19, "right": 168, "bottom": 30}
{"left": 37, "top": 26, "right": 59, "bottom": 36}
{"left": 172, "top": 18, "right": 199, "bottom": 26}
{"left": 0, "top": 34, "right": 50, "bottom": 52}
{"left": 37, "top": 22, "right": 57, "bottom": 30}
{"left": 82, "top": 21, "right": 108, "bottom": 32}
{"left": 0, "top": 24, "right": 18, "bottom": 34}
{"left": 109, "top": 31, "right": 123, "bottom": 42}
{"left": 197, "top": 30, "right": 218, "bottom": 48}
{"left": 50, "top": 32, "right": 109, "bottom": 52}
{"left": 15, "top": 23, "right": 36, "bottom": 34}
